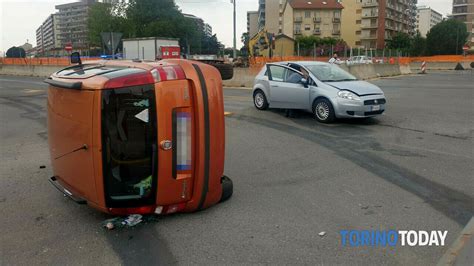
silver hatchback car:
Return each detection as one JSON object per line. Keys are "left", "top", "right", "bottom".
{"left": 252, "top": 61, "right": 386, "bottom": 123}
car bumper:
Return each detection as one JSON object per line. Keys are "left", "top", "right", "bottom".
{"left": 333, "top": 95, "right": 386, "bottom": 118}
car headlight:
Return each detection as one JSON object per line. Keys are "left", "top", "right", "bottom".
{"left": 337, "top": 90, "right": 360, "bottom": 101}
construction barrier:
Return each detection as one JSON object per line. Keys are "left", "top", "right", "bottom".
{"left": 0, "top": 57, "right": 102, "bottom": 66}
{"left": 250, "top": 55, "right": 474, "bottom": 67}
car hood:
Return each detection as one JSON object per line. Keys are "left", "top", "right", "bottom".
{"left": 325, "top": 80, "right": 383, "bottom": 96}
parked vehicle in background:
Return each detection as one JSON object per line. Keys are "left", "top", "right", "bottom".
{"left": 187, "top": 54, "right": 234, "bottom": 80}
{"left": 123, "top": 37, "right": 181, "bottom": 60}
{"left": 346, "top": 56, "right": 373, "bottom": 65}
{"left": 252, "top": 61, "right": 386, "bottom": 123}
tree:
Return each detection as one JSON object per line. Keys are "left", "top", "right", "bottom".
{"left": 385, "top": 32, "right": 411, "bottom": 52}
{"left": 409, "top": 32, "right": 426, "bottom": 56}
{"left": 426, "top": 19, "right": 468, "bottom": 55}
{"left": 88, "top": 0, "right": 223, "bottom": 55}
{"left": 6, "top": 47, "right": 26, "bottom": 58}
{"left": 295, "top": 36, "right": 346, "bottom": 56}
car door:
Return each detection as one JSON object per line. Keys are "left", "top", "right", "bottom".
{"left": 267, "top": 64, "right": 310, "bottom": 109}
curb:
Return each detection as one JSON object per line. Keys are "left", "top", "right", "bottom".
{"left": 437, "top": 217, "right": 474, "bottom": 266}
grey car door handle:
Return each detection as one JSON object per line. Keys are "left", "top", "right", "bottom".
{"left": 271, "top": 85, "right": 279, "bottom": 87}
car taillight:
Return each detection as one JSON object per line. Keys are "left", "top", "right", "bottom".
{"left": 151, "top": 65, "right": 186, "bottom": 82}
{"left": 104, "top": 72, "right": 154, "bottom": 89}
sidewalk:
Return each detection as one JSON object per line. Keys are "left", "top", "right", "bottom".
{"left": 438, "top": 217, "right": 474, "bottom": 266}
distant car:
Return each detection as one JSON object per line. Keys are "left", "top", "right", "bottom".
{"left": 252, "top": 61, "right": 386, "bottom": 123}
{"left": 346, "top": 56, "right": 373, "bottom": 65}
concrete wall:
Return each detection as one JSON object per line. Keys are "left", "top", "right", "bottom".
{"left": 0, "top": 64, "right": 61, "bottom": 77}
{"left": 408, "top": 62, "right": 473, "bottom": 71}
{"left": 2, "top": 61, "right": 471, "bottom": 88}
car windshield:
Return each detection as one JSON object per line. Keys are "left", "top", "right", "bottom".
{"left": 305, "top": 64, "right": 358, "bottom": 82}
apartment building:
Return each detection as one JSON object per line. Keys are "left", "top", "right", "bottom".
{"left": 257, "top": 0, "right": 287, "bottom": 34}
{"left": 204, "top": 23, "right": 213, "bottom": 37}
{"left": 416, "top": 6, "right": 443, "bottom": 37}
{"left": 452, "top": 0, "right": 474, "bottom": 49}
{"left": 340, "top": 0, "right": 363, "bottom": 47}
{"left": 55, "top": 0, "right": 97, "bottom": 52}
{"left": 247, "top": 11, "right": 259, "bottom": 38}
{"left": 282, "top": 0, "right": 344, "bottom": 39}
{"left": 360, "top": 0, "right": 418, "bottom": 49}
{"left": 36, "top": 14, "right": 61, "bottom": 56}
{"left": 183, "top": 14, "right": 213, "bottom": 37}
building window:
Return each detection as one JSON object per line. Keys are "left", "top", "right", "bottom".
{"left": 356, "top": 30, "right": 361, "bottom": 35}
{"left": 356, "top": 20, "right": 361, "bottom": 24}
{"left": 305, "top": 11, "right": 311, "bottom": 18}
{"left": 304, "top": 24, "right": 311, "bottom": 31}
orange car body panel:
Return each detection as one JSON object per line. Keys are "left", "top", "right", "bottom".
{"left": 47, "top": 59, "right": 226, "bottom": 215}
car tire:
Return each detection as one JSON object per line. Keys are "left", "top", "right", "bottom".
{"left": 219, "top": 176, "right": 233, "bottom": 203}
{"left": 253, "top": 90, "right": 269, "bottom": 110}
{"left": 313, "top": 98, "right": 335, "bottom": 123}
{"left": 208, "top": 63, "right": 234, "bottom": 80}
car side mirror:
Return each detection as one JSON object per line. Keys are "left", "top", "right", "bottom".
{"left": 300, "top": 77, "right": 308, "bottom": 88}
{"left": 70, "top": 52, "right": 82, "bottom": 65}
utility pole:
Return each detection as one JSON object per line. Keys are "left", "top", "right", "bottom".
{"left": 231, "top": 0, "right": 237, "bottom": 59}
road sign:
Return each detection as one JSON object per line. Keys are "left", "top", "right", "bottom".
{"left": 463, "top": 45, "right": 469, "bottom": 51}
{"left": 65, "top": 44, "right": 73, "bottom": 51}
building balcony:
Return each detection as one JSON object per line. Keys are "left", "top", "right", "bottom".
{"left": 360, "top": 35, "right": 377, "bottom": 40}
{"left": 294, "top": 29, "right": 302, "bottom": 35}
{"left": 332, "top": 30, "right": 341, "bottom": 35}
{"left": 333, "top": 17, "right": 341, "bottom": 23}
{"left": 361, "top": 24, "right": 378, "bottom": 29}
{"left": 313, "top": 17, "right": 321, "bottom": 23}
{"left": 363, "top": 12, "right": 379, "bottom": 18}
{"left": 313, "top": 29, "right": 321, "bottom": 35}
{"left": 294, "top": 17, "right": 303, "bottom": 22}
{"left": 362, "top": 2, "right": 379, "bottom": 7}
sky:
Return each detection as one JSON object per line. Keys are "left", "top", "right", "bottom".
{"left": 0, "top": 0, "right": 453, "bottom": 54}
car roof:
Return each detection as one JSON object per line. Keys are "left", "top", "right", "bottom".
{"left": 268, "top": 61, "right": 330, "bottom": 67}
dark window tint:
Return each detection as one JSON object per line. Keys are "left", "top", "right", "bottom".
{"left": 102, "top": 85, "right": 157, "bottom": 207}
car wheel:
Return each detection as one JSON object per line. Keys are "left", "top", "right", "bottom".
{"left": 208, "top": 63, "right": 234, "bottom": 80}
{"left": 219, "top": 176, "right": 233, "bottom": 203}
{"left": 313, "top": 98, "right": 335, "bottom": 123}
{"left": 253, "top": 90, "right": 269, "bottom": 110}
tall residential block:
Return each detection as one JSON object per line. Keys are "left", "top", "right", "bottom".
{"left": 36, "top": 14, "right": 61, "bottom": 56}
{"left": 416, "top": 6, "right": 443, "bottom": 37}
{"left": 360, "top": 0, "right": 418, "bottom": 49}
{"left": 340, "top": 0, "right": 363, "bottom": 47}
{"left": 183, "top": 14, "right": 212, "bottom": 37}
{"left": 282, "top": 0, "right": 343, "bottom": 39}
{"left": 452, "top": 0, "right": 474, "bottom": 49}
{"left": 258, "top": 0, "right": 287, "bottom": 34}
{"left": 55, "top": 0, "right": 97, "bottom": 52}
{"left": 247, "top": 11, "right": 259, "bottom": 38}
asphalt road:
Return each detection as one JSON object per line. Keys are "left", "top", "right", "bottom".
{"left": 1, "top": 71, "right": 473, "bottom": 265}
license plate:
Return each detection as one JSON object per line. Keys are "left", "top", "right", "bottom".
{"left": 372, "top": 105, "right": 381, "bottom": 111}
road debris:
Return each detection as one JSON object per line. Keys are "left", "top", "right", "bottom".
{"left": 102, "top": 214, "right": 161, "bottom": 230}
{"left": 102, "top": 214, "right": 143, "bottom": 230}
{"left": 319, "top": 231, "right": 326, "bottom": 237}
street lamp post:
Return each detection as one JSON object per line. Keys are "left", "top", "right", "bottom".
{"left": 231, "top": 0, "right": 237, "bottom": 59}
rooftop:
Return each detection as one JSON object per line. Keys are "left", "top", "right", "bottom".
{"left": 289, "top": 0, "right": 344, "bottom": 10}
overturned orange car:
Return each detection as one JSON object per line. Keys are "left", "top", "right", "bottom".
{"left": 45, "top": 55, "right": 233, "bottom": 215}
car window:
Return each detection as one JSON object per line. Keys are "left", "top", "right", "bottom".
{"left": 306, "top": 64, "right": 358, "bottom": 82}
{"left": 284, "top": 69, "right": 303, "bottom": 84}
{"left": 268, "top": 65, "right": 286, "bottom": 82}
